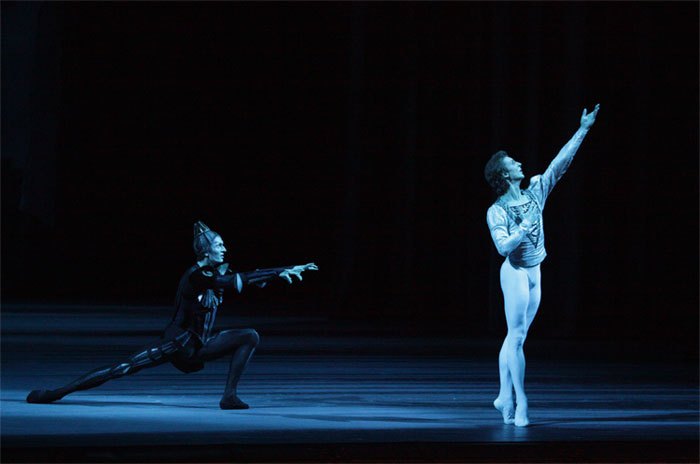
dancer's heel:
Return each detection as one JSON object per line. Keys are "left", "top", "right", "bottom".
{"left": 514, "top": 403, "right": 529, "bottom": 427}
{"left": 493, "top": 397, "right": 515, "bottom": 425}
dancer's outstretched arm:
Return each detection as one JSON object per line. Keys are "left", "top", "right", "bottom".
{"left": 190, "top": 262, "right": 318, "bottom": 292}
{"left": 534, "top": 104, "right": 600, "bottom": 201}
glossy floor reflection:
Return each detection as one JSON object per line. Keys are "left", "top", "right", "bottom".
{"left": 1, "top": 306, "right": 697, "bottom": 462}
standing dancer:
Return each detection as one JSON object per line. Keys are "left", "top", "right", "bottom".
{"left": 484, "top": 104, "right": 600, "bottom": 426}
{"left": 27, "top": 221, "right": 318, "bottom": 409}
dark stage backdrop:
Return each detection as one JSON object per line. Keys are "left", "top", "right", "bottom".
{"left": 2, "top": 2, "right": 697, "bottom": 354}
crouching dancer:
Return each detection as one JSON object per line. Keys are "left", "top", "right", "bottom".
{"left": 484, "top": 104, "right": 600, "bottom": 426}
{"left": 27, "top": 221, "right": 318, "bottom": 410}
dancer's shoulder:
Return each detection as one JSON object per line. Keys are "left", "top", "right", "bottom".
{"left": 486, "top": 203, "right": 508, "bottom": 227}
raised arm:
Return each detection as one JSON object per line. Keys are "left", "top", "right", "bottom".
{"left": 536, "top": 104, "right": 600, "bottom": 200}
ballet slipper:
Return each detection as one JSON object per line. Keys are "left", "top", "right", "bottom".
{"left": 219, "top": 394, "right": 249, "bottom": 410}
{"left": 493, "top": 396, "right": 515, "bottom": 425}
{"left": 26, "top": 389, "right": 62, "bottom": 404}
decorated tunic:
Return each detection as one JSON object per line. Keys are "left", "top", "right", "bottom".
{"left": 487, "top": 127, "right": 589, "bottom": 268}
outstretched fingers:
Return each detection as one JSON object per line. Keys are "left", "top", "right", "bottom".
{"left": 280, "top": 263, "right": 318, "bottom": 284}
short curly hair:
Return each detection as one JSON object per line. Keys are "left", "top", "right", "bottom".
{"left": 484, "top": 150, "right": 509, "bottom": 196}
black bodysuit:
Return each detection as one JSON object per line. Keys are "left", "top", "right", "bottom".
{"left": 169, "top": 264, "right": 287, "bottom": 341}
{"left": 164, "top": 264, "right": 288, "bottom": 373}
{"left": 26, "top": 264, "right": 290, "bottom": 403}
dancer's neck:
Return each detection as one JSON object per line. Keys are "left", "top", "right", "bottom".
{"left": 500, "top": 182, "right": 524, "bottom": 203}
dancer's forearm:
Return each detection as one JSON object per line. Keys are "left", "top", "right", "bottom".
{"left": 491, "top": 226, "right": 529, "bottom": 257}
{"left": 237, "top": 267, "right": 292, "bottom": 288}
{"left": 542, "top": 126, "right": 589, "bottom": 189}
{"left": 541, "top": 104, "right": 600, "bottom": 194}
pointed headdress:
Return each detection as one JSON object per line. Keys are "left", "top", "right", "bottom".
{"left": 193, "top": 220, "right": 211, "bottom": 240}
{"left": 192, "top": 220, "right": 218, "bottom": 259}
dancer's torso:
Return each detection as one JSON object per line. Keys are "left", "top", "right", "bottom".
{"left": 495, "top": 189, "right": 546, "bottom": 268}
{"left": 168, "top": 264, "right": 229, "bottom": 342}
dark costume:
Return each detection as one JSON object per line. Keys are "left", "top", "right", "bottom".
{"left": 165, "top": 263, "right": 290, "bottom": 377}
{"left": 27, "top": 254, "right": 291, "bottom": 409}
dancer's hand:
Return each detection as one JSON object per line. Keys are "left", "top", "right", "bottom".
{"left": 279, "top": 262, "right": 318, "bottom": 283}
{"left": 580, "top": 103, "right": 600, "bottom": 129}
{"left": 518, "top": 219, "right": 535, "bottom": 236}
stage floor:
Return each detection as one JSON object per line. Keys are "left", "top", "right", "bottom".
{"left": 1, "top": 306, "right": 698, "bottom": 462}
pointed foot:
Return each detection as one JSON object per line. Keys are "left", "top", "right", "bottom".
{"left": 493, "top": 397, "right": 515, "bottom": 425}
{"left": 514, "top": 404, "right": 530, "bottom": 427}
{"left": 26, "top": 390, "right": 61, "bottom": 404}
{"left": 219, "top": 395, "right": 249, "bottom": 410}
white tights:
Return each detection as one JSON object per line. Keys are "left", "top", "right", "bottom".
{"left": 495, "top": 258, "right": 541, "bottom": 426}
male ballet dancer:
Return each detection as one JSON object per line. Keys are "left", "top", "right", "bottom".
{"left": 484, "top": 104, "right": 600, "bottom": 426}
{"left": 27, "top": 221, "right": 317, "bottom": 409}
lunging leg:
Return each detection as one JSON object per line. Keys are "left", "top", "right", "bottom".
{"left": 194, "top": 328, "right": 260, "bottom": 410}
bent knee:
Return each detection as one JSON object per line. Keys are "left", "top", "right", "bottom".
{"left": 245, "top": 329, "right": 260, "bottom": 347}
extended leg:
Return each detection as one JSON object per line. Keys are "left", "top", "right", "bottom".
{"left": 27, "top": 335, "right": 188, "bottom": 404}
{"left": 498, "top": 260, "right": 531, "bottom": 426}
{"left": 194, "top": 329, "right": 260, "bottom": 409}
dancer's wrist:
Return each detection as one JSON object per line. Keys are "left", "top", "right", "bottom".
{"left": 518, "top": 220, "right": 531, "bottom": 234}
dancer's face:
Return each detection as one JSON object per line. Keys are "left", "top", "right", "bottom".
{"left": 207, "top": 235, "right": 227, "bottom": 265}
{"left": 502, "top": 156, "right": 524, "bottom": 181}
